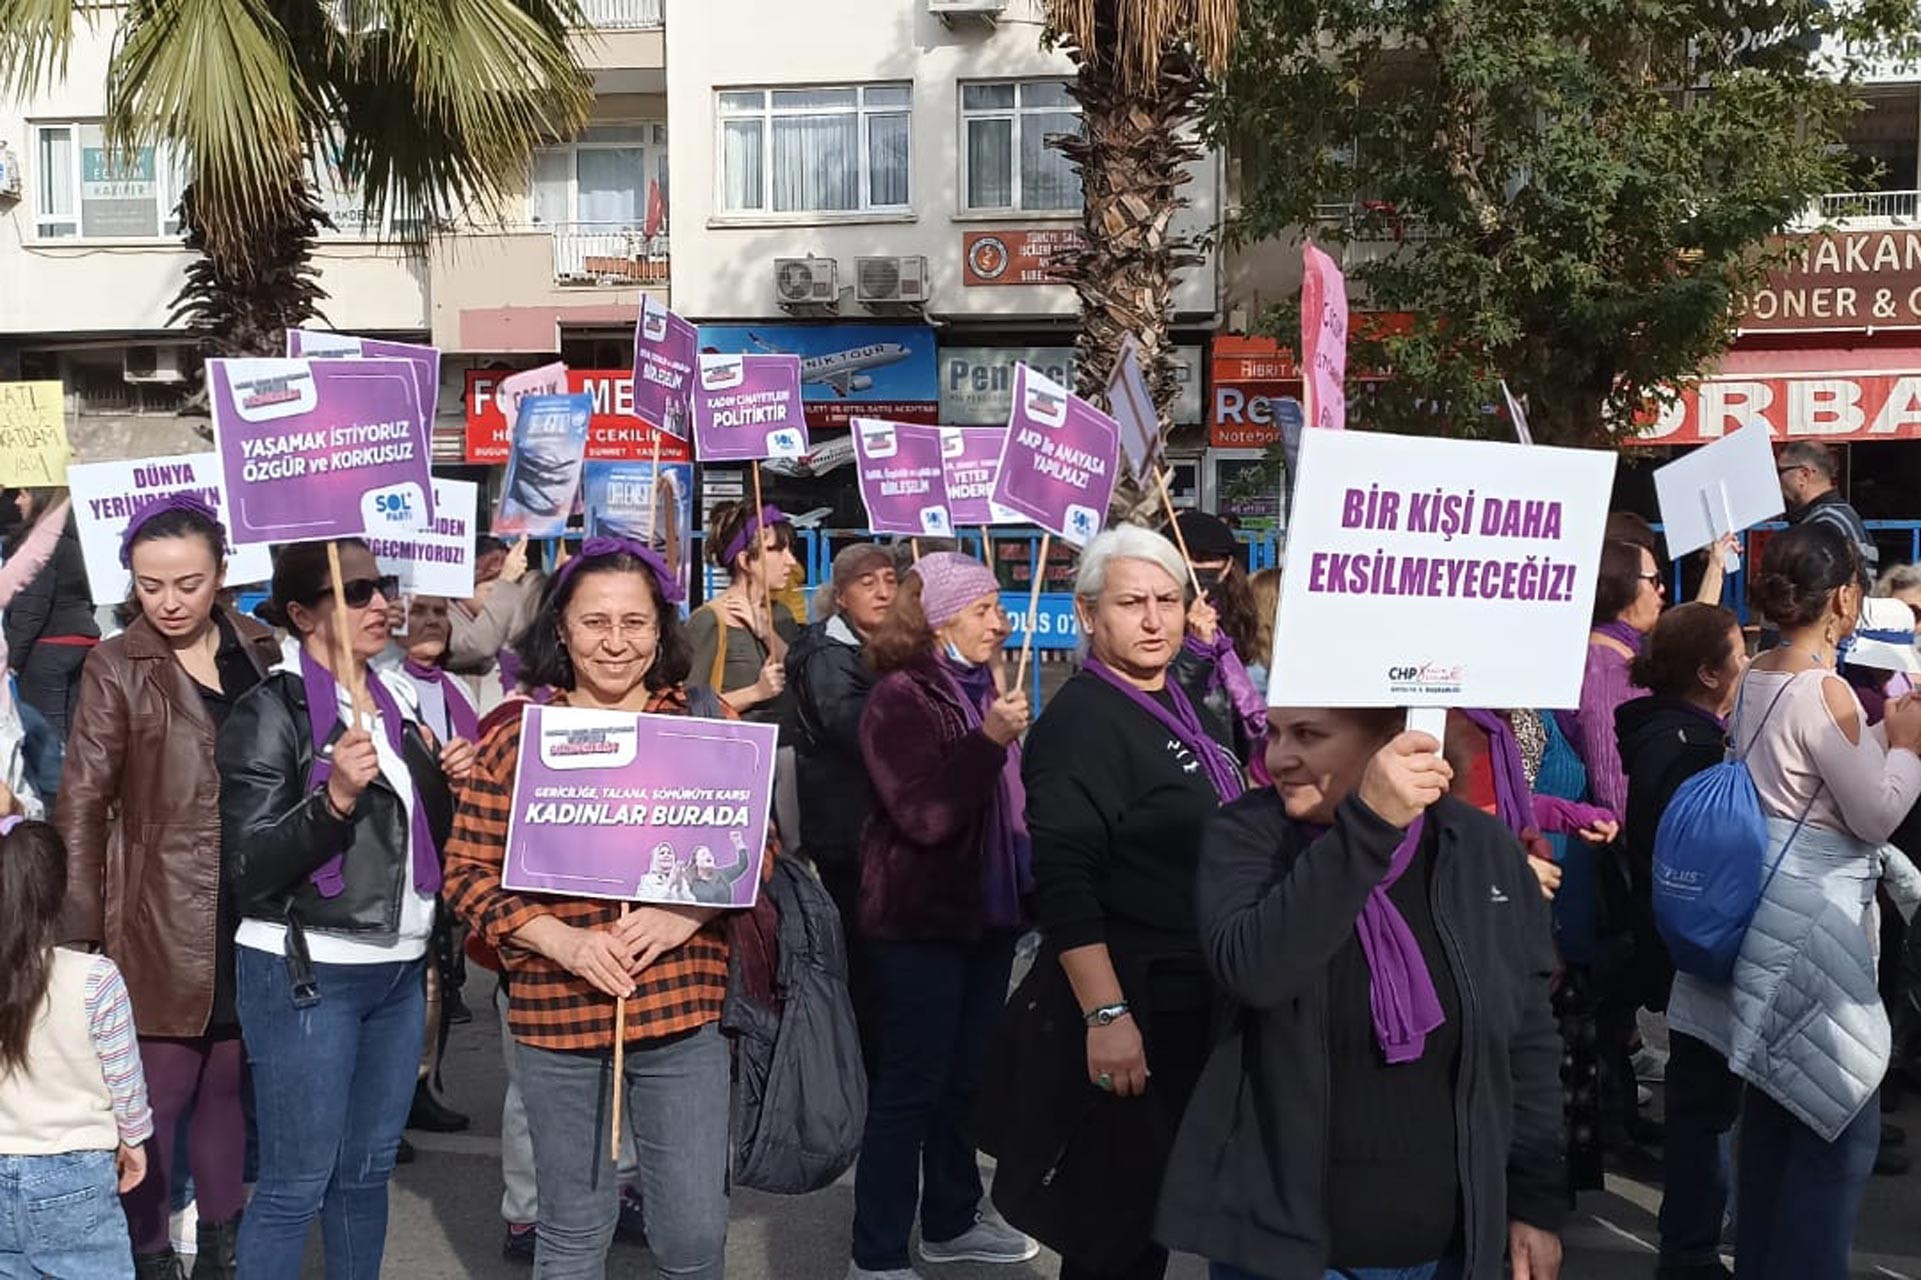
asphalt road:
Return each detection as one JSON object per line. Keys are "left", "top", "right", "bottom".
{"left": 293, "top": 971, "right": 1921, "bottom": 1279}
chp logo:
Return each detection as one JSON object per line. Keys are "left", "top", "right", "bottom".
{"left": 966, "top": 234, "right": 1011, "bottom": 283}
{"left": 1386, "top": 662, "right": 1465, "bottom": 697}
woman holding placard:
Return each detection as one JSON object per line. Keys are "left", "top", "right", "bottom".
{"left": 1157, "top": 707, "right": 1565, "bottom": 1280}
{"left": 688, "top": 501, "right": 800, "bottom": 724}
{"left": 55, "top": 495, "right": 278, "bottom": 1279}
{"left": 849, "top": 551, "right": 1037, "bottom": 1279}
{"left": 1667, "top": 523, "right": 1921, "bottom": 1280}
{"left": 216, "top": 540, "right": 465, "bottom": 1279}
{"left": 977, "top": 525, "right": 1241, "bottom": 1280}
{"left": 444, "top": 539, "right": 753, "bottom": 1280}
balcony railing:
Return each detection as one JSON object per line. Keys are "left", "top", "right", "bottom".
{"left": 580, "top": 0, "right": 662, "bottom": 27}
{"left": 547, "top": 222, "right": 669, "bottom": 286}
{"left": 1817, "top": 189, "right": 1921, "bottom": 223}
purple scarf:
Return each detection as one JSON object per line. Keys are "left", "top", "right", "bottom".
{"left": 1593, "top": 618, "right": 1646, "bottom": 655}
{"left": 1182, "top": 631, "right": 1268, "bottom": 752}
{"left": 937, "top": 656, "right": 1031, "bottom": 930}
{"left": 1084, "top": 657, "right": 1244, "bottom": 804}
{"left": 1301, "top": 813, "right": 1446, "bottom": 1063}
{"left": 299, "top": 648, "right": 442, "bottom": 899}
{"left": 1460, "top": 708, "right": 1533, "bottom": 837}
{"left": 403, "top": 658, "right": 479, "bottom": 744}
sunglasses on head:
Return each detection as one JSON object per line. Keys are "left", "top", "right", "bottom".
{"left": 333, "top": 575, "right": 400, "bottom": 609}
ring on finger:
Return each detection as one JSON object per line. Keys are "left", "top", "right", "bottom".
{"left": 1096, "top": 1072, "right": 1114, "bottom": 1092}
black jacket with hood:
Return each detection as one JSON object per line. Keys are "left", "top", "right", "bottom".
{"left": 1155, "top": 791, "right": 1565, "bottom": 1279}
{"left": 1614, "top": 693, "right": 1727, "bottom": 1011}
{"left": 787, "top": 614, "right": 877, "bottom": 864}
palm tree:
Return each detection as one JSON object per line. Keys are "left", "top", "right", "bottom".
{"left": 0, "top": 0, "right": 593, "bottom": 361}
{"left": 1042, "top": 0, "right": 1240, "bottom": 515}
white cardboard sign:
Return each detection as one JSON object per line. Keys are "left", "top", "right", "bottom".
{"left": 69, "top": 453, "right": 275, "bottom": 602}
{"left": 370, "top": 477, "right": 478, "bottom": 599}
{"left": 1652, "top": 424, "right": 1782, "bottom": 560}
{"left": 1267, "top": 430, "right": 1616, "bottom": 710}
{"left": 1106, "top": 336, "right": 1161, "bottom": 479}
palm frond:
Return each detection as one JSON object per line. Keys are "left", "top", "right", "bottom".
{"left": 1045, "top": 0, "right": 1241, "bottom": 91}
{"left": 0, "top": 0, "right": 111, "bottom": 97}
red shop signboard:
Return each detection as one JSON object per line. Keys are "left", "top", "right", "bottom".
{"left": 1632, "top": 370, "right": 1921, "bottom": 446}
{"left": 464, "top": 369, "right": 695, "bottom": 465}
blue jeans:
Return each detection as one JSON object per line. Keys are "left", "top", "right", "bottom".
{"left": 1659, "top": 1032, "right": 1742, "bottom": 1264}
{"left": 516, "top": 1023, "right": 730, "bottom": 1279}
{"left": 234, "top": 947, "right": 425, "bottom": 1280}
{"left": 1733, "top": 1085, "right": 1880, "bottom": 1280}
{"left": 1212, "top": 1260, "right": 1461, "bottom": 1280}
{"left": 0, "top": 1150, "right": 132, "bottom": 1280}
{"left": 852, "top": 935, "right": 1016, "bottom": 1272}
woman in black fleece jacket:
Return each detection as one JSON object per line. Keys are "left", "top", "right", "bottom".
{"left": 1156, "top": 706, "right": 1566, "bottom": 1280}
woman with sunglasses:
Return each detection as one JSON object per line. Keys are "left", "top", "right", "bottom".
{"left": 217, "top": 539, "right": 468, "bottom": 1278}
{"left": 55, "top": 495, "right": 279, "bottom": 1280}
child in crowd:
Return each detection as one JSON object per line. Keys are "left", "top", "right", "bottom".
{"left": 0, "top": 818, "right": 154, "bottom": 1279}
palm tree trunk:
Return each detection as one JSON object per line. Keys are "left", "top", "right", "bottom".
{"left": 1051, "top": 14, "right": 1209, "bottom": 522}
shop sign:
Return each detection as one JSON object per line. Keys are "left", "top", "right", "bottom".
{"left": 1211, "top": 336, "right": 1303, "bottom": 448}
{"left": 696, "top": 323, "right": 938, "bottom": 431}
{"left": 962, "top": 229, "right": 1085, "bottom": 286}
{"left": 1632, "top": 370, "right": 1921, "bottom": 445}
{"left": 1740, "top": 230, "right": 1921, "bottom": 332}
{"left": 464, "top": 369, "right": 694, "bottom": 465}
{"left": 940, "top": 345, "right": 1203, "bottom": 425}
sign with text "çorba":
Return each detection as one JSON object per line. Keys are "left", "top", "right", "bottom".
{"left": 1632, "top": 369, "right": 1921, "bottom": 445}
{"left": 1268, "top": 430, "right": 1615, "bottom": 711}
{"left": 500, "top": 704, "right": 776, "bottom": 907}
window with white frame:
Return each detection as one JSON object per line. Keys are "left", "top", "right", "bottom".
{"left": 33, "top": 123, "right": 186, "bottom": 239}
{"left": 529, "top": 125, "right": 669, "bottom": 227}
{"left": 960, "top": 81, "right": 1082, "bottom": 213}
{"left": 718, "top": 85, "right": 911, "bottom": 216}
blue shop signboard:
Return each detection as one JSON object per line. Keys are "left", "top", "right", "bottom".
{"left": 696, "top": 323, "right": 939, "bottom": 431}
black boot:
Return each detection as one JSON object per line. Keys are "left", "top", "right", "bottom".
{"left": 191, "top": 1219, "right": 239, "bottom": 1280}
{"left": 408, "top": 1080, "right": 470, "bottom": 1133}
{"left": 133, "top": 1251, "right": 184, "bottom": 1280}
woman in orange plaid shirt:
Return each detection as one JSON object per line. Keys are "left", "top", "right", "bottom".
{"left": 445, "top": 539, "right": 758, "bottom": 1280}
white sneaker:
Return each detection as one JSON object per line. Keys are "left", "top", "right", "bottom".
{"left": 918, "top": 1214, "right": 1040, "bottom": 1265}
{"left": 848, "top": 1266, "right": 926, "bottom": 1280}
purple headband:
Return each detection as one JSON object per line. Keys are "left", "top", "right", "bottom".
{"left": 720, "top": 505, "right": 790, "bottom": 568}
{"left": 119, "top": 492, "right": 226, "bottom": 568}
{"left": 554, "top": 537, "right": 686, "bottom": 604}
{"left": 0, "top": 815, "right": 24, "bottom": 837}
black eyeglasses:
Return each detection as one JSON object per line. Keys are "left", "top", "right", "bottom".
{"left": 333, "top": 575, "right": 400, "bottom": 609}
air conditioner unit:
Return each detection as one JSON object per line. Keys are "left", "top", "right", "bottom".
{"left": 855, "top": 255, "right": 929, "bottom": 305}
{"left": 774, "top": 257, "right": 838, "bottom": 306}
{"left": 123, "top": 345, "right": 188, "bottom": 384}
{"left": 929, "top": 0, "right": 1005, "bottom": 20}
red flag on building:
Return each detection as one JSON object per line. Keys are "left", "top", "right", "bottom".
{"left": 643, "top": 179, "right": 665, "bottom": 240}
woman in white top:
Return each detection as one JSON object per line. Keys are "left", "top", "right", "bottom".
{"left": 1668, "top": 521, "right": 1921, "bottom": 1280}
{"left": 217, "top": 541, "right": 470, "bottom": 1279}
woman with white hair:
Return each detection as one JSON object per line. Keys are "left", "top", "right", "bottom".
{"left": 979, "top": 524, "right": 1243, "bottom": 1280}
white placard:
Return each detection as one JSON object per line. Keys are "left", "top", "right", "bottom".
{"left": 1106, "top": 336, "right": 1161, "bottom": 479}
{"left": 68, "top": 453, "right": 275, "bottom": 603}
{"left": 370, "top": 478, "right": 478, "bottom": 599}
{"left": 1268, "top": 430, "right": 1616, "bottom": 710}
{"left": 1652, "top": 424, "right": 1783, "bottom": 560}
{"left": 1502, "top": 380, "right": 1533, "bottom": 446}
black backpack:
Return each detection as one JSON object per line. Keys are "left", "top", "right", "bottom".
{"left": 721, "top": 856, "right": 867, "bottom": 1193}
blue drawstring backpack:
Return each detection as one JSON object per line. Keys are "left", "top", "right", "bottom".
{"left": 1651, "top": 677, "right": 1818, "bottom": 982}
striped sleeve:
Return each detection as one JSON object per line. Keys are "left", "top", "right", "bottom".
{"left": 82, "top": 956, "right": 153, "bottom": 1147}
{"left": 444, "top": 716, "right": 555, "bottom": 950}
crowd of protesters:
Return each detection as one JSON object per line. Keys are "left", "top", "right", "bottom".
{"left": 2, "top": 438, "right": 1921, "bottom": 1280}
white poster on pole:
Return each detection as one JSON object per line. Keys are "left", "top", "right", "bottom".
{"left": 370, "top": 477, "right": 478, "bottom": 599}
{"left": 69, "top": 453, "right": 275, "bottom": 602}
{"left": 1106, "top": 336, "right": 1161, "bottom": 479}
{"left": 1652, "top": 424, "right": 1782, "bottom": 560}
{"left": 1268, "top": 430, "right": 1616, "bottom": 710}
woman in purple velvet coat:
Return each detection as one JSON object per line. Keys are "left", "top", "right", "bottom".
{"left": 847, "top": 552, "right": 1038, "bottom": 1280}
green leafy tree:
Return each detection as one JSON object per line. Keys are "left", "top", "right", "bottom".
{"left": 1212, "top": 0, "right": 1920, "bottom": 445}
{"left": 1, "top": 0, "right": 593, "bottom": 362}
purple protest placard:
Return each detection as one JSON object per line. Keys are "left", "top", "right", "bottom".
{"left": 209, "top": 357, "right": 434, "bottom": 547}
{"left": 692, "top": 354, "right": 808, "bottom": 462}
{"left": 939, "top": 427, "right": 1022, "bottom": 526}
{"left": 633, "top": 297, "right": 695, "bottom": 440}
{"left": 499, "top": 704, "right": 777, "bottom": 907}
{"left": 989, "top": 364, "right": 1120, "bottom": 548}
{"left": 853, "top": 418, "right": 953, "bottom": 536}
{"left": 286, "top": 329, "right": 441, "bottom": 429}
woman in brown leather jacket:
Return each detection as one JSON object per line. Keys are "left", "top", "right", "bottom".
{"left": 55, "top": 495, "right": 277, "bottom": 1280}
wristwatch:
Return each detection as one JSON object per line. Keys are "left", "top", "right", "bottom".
{"left": 1083, "top": 1002, "right": 1131, "bottom": 1027}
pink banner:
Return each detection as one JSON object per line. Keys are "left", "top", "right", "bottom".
{"left": 1301, "top": 243, "right": 1349, "bottom": 431}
